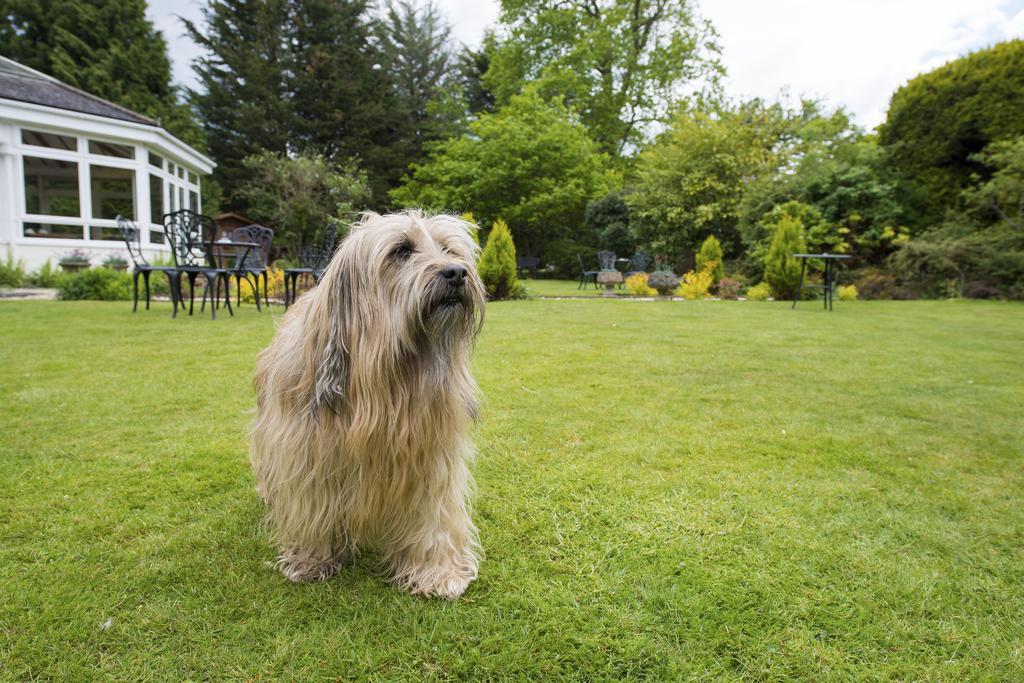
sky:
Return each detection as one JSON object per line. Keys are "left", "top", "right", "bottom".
{"left": 147, "top": 0, "right": 1024, "bottom": 130}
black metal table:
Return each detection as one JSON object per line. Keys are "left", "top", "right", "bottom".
{"left": 792, "top": 253, "right": 852, "bottom": 311}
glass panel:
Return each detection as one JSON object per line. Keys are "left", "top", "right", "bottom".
{"left": 149, "top": 174, "right": 163, "bottom": 224}
{"left": 149, "top": 230, "right": 165, "bottom": 245}
{"left": 23, "top": 156, "right": 80, "bottom": 216}
{"left": 168, "top": 185, "right": 175, "bottom": 212}
{"left": 189, "top": 191, "right": 198, "bottom": 211}
{"left": 177, "top": 166, "right": 184, "bottom": 179}
{"left": 90, "top": 165, "right": 135, "bottom": 219}
{"left": 23, "top": 222, "right": 84, "bottom": 239}
{"left": 21, "top": 129, "right": 76, "bottom": 151}
{"left": 89, "top": 225, "right": 121, "bottom": 241}
{"left": 178, "top": 187, "right": 184, "bottom": 210}
{"left": 188, "top": 171, "right": 198, "bottom": 184}
{"left": 168, "top": 162, "right": 176, "bottom": 175}
{"left": 88, "top": 140, "right": 134, "bottom": 158}
{"left": 149, "top": 152, "right": 164, "bottom": 168}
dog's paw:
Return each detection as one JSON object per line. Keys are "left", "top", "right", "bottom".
{"left": 277, "top": 549, "right": 349, "bottom": 583}
{"left": 412, "top": 572, "right": 474, "bottom": 600}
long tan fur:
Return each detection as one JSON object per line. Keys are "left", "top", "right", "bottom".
{"left": 250, "top": 211, "right": 485, "bottom": 598}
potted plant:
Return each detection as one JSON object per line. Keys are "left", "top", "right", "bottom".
{"left": 647, "top": 256, "right": 679, "bottom": 296}
{"left": 102, "top": 252, "right": 129, "bottom": 272}
{"left": 59, "top": 249, "right": 91, "bottom": 273}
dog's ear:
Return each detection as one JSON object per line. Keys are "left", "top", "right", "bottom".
{"left": 310, "top": 264, "right": 350, "bottom": 416}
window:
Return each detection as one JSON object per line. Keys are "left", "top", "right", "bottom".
{"left": 90, "top": 165, "right": 135, "bottom": 219}
{"left": 188, "top": 171, "right": 198, "bottom": 184}
{"left": 149, "top": 152, "right": 164, "bottom": 168}
{"left": 89, "top": 226, "right": 122, "bottom": 241}
{"left": 88, "top": 140, "right": 134, "bottom": 159}
{"left": 189, "top": 191, "right": 198, "bottom": 211}
{"left": 178, "top": 187, "right": 184, "bottom": 210}
{"left": 150, "top": 174, "right": 163, "bottom": 224}
{"left": 21, "top": 129, "right": 76, "bottom": 151}
{"left": 24, "top": 156, "right": 80, "bottom": 217}
{"left": 150, "top": 230, "right": 165, "bottom": 244}
{"left": 177, "top": 166, "right": 184, "bottom": 179}
{"left": 168, "top": 162, "right": 176, "bottom": 176}
{"left": 23, "top": 223, "right": 84, "bottom": 239}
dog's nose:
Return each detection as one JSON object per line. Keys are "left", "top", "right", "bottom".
{"left": 441, "top": 264, "right": 467, "bottom": 285}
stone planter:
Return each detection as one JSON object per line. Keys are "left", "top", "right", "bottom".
{"left": 104, "top": 263, "right": 129, "bottom": 272}
{"left": 647, "top": 271, "right": 679, "bottom": 297}
{"left": 59, "top": 261, "right": 89, "bottom": 273}
{"left": 596, "top": 270, "right": 623, "bottom": 297}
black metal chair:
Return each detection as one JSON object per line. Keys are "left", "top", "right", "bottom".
{"left": 577, "top": 253, "right": 599, "bottom": 290}
{"left": 597, "top": 250, "right": 617, "bottom": 271}
{"left": 229, "top": 224, "right": 274, "bottom": 310}
{"left": 116, "top": 215, "right": 180, "bottom": 314}
{"left": 284, "top": 225, "right": 338, "bottom": 309}
{"left": 162, "top": 209, "right": 234, "bottom": 320}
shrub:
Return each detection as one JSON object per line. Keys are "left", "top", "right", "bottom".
{"left": 29, "top": 261, "right": 64, "bottom": 288}
{"left": 746, "top": 282, "right": 772, "bottom": 301}
{"left": 696, "top": 235, "right": 725, "bottom": 285}
{"left": 58, "top": 268, "right": 133, "bottom": 301}
{"left": 854, "top": 269, "right": 897, "bottom": 299}
{"left": 0, "top": 249, "right": 26, "bottom": 287}
{"left": 460, "top": 212, "right": 481, "bottom": 246}
{"left": 624, "top": 273, "right": 657, "bottom": 296}
{"left": 478, "top": 219, "right": 518, "bottom": 300}
{"left": 838, "top": 284, "right": 858, "bottom": 301}
{"left": 764, "top": 215, "right": 806, "bottom": 299}
{"left": 718, "top": 277, "right": 741, "bottom": 300}
{"left": 676, "top": 266, "right": 713, "bottom": 300}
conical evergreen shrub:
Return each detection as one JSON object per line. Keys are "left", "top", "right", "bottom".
{"left": 764, "top": 215, "right": 806, "bottom": 299}
{"left": 478, "top": 219, "right": 517, "bottom": 299}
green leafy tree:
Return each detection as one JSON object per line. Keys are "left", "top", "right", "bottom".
{"left": 629, "top": 100, "right": 786, "bottom": 257}
{"left": 478, "top": 219, "right": 517, "bottom": 299}
{"left": 764, "top": 214, "right": 806, "bottom": 299}
{"left": 485, "top": 0, "right": 722, "bottom": 157}
{"left": 879, "top": 39, "right": 1024, "bottom": 230}
{"left": 391, "top": 88, "right": 618, "bottom": 257}
{"left": 0, "top": 0, "right": 200, "bottom": 146}
{"left": 235, "top": 152, "right": 371, "bottom": 255}
{"left": 740, "top": 104, "right": 906, "bottom": 266}
{"left": 695, "top": 234, "right": 723, "bottom": 284}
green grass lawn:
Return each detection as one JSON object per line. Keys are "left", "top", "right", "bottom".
{"left": 523, "top": 277, "right": 605, "bottom": 297}
{"left": 1, "top": 299, "right": 1022, "bottom": 679}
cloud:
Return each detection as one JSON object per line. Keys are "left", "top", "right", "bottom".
{"left": 149, "top": 0, "right": 1023, "bottom": 129}
{"left": 701, "top": 0, "right": 1024, "bottom": 128}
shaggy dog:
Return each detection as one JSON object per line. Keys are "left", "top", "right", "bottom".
{"left": 250, "top": 211, "right": 485, "bottom": 599}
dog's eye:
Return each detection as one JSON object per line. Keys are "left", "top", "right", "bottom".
{"left": 391, "top": 242, "right": 413, "bottom": 260}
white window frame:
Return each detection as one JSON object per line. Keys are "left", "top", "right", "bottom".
{"left": 14, "top": 124, "right": 202, "bottom": 248}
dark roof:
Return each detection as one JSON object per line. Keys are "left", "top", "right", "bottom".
{"left": 0, "top": 57, "right": 157, "bottom": 126}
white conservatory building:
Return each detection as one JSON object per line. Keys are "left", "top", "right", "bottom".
{"left": 0, "top": 57, "right": 214, "bottom": 270}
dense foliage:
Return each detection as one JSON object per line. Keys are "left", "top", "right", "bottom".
{"left": 391, "top": 90, "right": 618, "bottom": 258}
{"left": 764, "top": 214, "right": 805, "bottom": 300}
{"left": 879, "top": 40, "right": 1024, "bottom": 230}
{"left": 57, "top": 268, "right": 132, "bottom": 301}
{"left": 235, "top": 152, "right": 371, "bottom": 257}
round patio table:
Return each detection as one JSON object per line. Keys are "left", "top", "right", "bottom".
{"left": 791, "top": 253, "right": 852, "bottom": 311}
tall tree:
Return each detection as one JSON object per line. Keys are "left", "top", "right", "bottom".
{"left": 184, "top": 0, "right": 292, "bottom": 205}
{"left": 375, "top": 0, "right": 462, "bottom": 187}
{"left": 0, "top": 0, "right": 200, "bottom": 145}
{"left": 485, "top": 0, "right": 722, "bottom": 157}
{"left": 879, "top": 39, "right": 1024, "bottom": 230}
{"left": 289, "top": 0, "right": 404, "bottom": 204}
